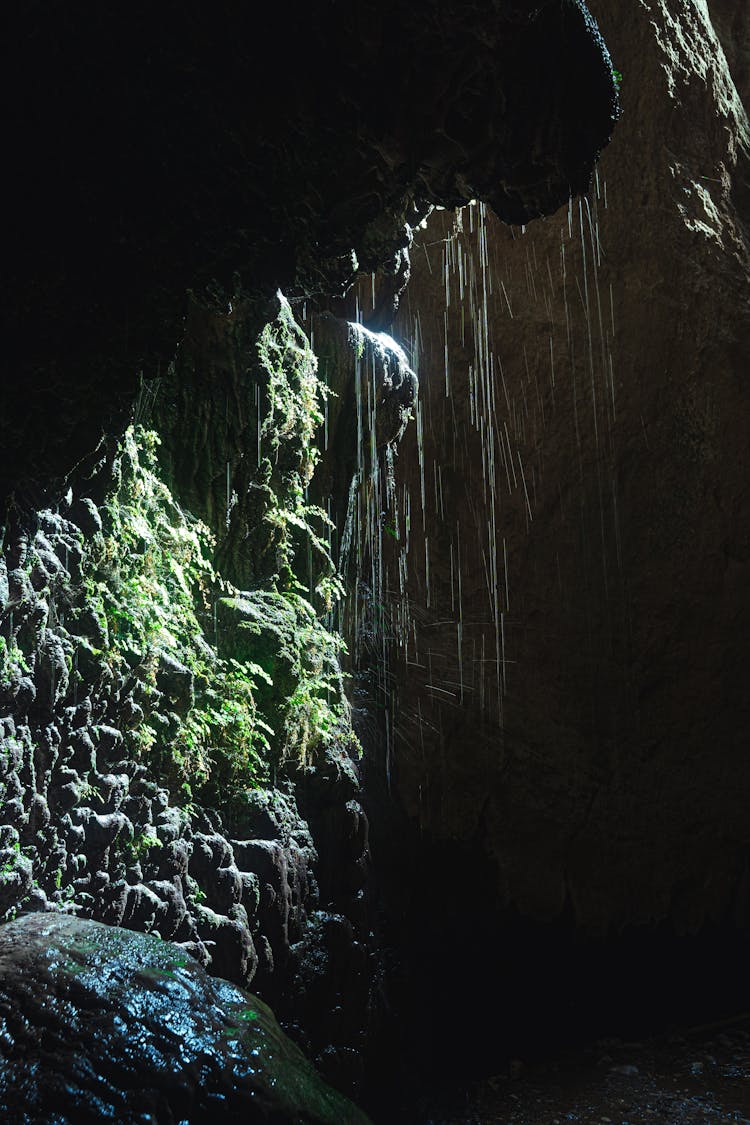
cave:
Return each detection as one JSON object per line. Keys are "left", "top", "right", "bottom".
{"left": 1, "top": 2, "right": 749, "bottom": 1122}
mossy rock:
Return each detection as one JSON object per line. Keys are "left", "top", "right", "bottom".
{"left": 216, "top": 593, "right": 301, "bottom": 695}
{"left": 0, "top": 913, "right": 370, "bottom": 1123}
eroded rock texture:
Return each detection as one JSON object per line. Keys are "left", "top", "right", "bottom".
{"left": 351, "top": 0, "right": 750, "bottom": 935}
{"left": 0, "top": 0, "right": 623, "bottom": 1110}
{"left": 0, "top": 486, "right": 372, "bottom": 1096}
{"left": 1, "top": 0, "right": 617, "bottom": 497}
{"left": 0, "top": 913, "right": 369, "bottom": 1124}
{"left": 0, "top": 300, "right": 379, "bottom": 1093}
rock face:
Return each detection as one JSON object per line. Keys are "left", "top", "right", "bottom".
{"left": 0, "top": 912, "right": 369, "bottom": 1124}
{"left": 0, "top": 0, "right": 624, "bottom": 1107}
{"left": 348, "top": 0, "right": 750, "bottom": 945}
{"left": 0, "top": 439, "right": 373, "bottom": 1093}
{"left": 1, "top": 0, "right": 617, "bottom": 497}
{"left": 0, "top": 293, "right": 388, "bottom": 1090}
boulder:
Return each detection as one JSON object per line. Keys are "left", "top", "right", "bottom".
{"left": 0, "top": 913, "right": 370, "bottom": 1124}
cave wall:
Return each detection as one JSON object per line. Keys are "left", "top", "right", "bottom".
{"left": 356, "top": 0, "right": 750, "bottom": 935}
{"left": 0, "top": 0, "right": 616, "bottom": 498}
{"left": 0, "top": 304, "right": 374, "bottom": 1092}
{"left": 0, "top": 0, "right": 624, "bottom": 1109}
{"left": 2, "top": 0, "right": 745, "bottom": 1104}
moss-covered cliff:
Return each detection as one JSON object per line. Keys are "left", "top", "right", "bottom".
{"left": 0, "top": 296, "right": 375, "bottom": 1090}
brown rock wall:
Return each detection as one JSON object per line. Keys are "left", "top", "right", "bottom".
{"left": 361, "top": 0, "right": 750, "bottom": 932}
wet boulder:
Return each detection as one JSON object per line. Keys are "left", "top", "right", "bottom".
{"left": 0, "top": 912, "right": 370, "bottom": 1124}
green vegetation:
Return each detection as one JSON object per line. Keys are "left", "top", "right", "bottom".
{"left": 0, "top": 840, "right": 21, "bottom": 878}
{"left": 258, "top": 302, "right": 324, "bottom": 481}
{"left": 0, "top": 635, "right": 30, "bottom": 690}
{"left": 138, "top": 832, "right": 160, "bottom": 857}
{"left": 217, "top": 590, "right": 354, "bottom": 768}
{"left": 112, "top": 829, "right": 164, "bottom": 878}
{"left": 78, "top": 780, "right": 103, "bottom": 804}
{"left": 83, "top": 426, "right": 272, "bottom": 797}
{"left": 256, "top": 298, "right": 343, "bottom": 610}
{"left": 75, "top": 299, "right": 357, "bottom": 809}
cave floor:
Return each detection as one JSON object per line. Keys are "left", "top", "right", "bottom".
{"left": 402, "top": 1015, "right": 750, "bottom": 1124}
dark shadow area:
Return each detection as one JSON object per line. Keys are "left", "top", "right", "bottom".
{"left": 361, "top": 771, "right": 750, "bottom": 1121}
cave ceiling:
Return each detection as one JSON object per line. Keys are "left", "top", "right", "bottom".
{"left": 1, "top": 0, "right": 617, "bottom": 497}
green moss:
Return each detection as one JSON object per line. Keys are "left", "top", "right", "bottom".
{"left": 175, "top": 659, "right": 274, "bottom": 795}
{"left": 82, "top": 430, "right": 352, "bottom": 802}
{"left": 217, "top": 591, "right": 357, "bottom": 769}
{"left": 0, "top": 635, "right": 30, "bottom": 688}
{"left": 82, "top": 426, "right": 272, "bottom": 797}
{"left": 60, "top": 298, "right": 357, "bottom": 810}
{"left": 253, "top": 297, "right": 341, "bottom": 605}
{"left": 0, "top": 840, "right": 22, "bottom": 878}
{"left": 257, "top": 298, "right": 325, "bottom": 477}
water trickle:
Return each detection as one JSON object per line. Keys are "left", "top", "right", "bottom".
{"left": 329, "top": 183, "right": 623, "bottom": 792}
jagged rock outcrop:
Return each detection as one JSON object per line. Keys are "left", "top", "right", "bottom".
{"left": 0, "top": 913, "right": 369, "bottom": 1124}
{"left": 308, "top": 314, "right": 418, "bottom": 540}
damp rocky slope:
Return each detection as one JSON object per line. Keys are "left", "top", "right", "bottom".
{"left": 0, "top": 470, "right": 369, "bottom": 1088}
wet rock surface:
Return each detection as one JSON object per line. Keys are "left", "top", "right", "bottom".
{"left": 406, "top": 1019, "right": 750, "bottom": 1124}
{"left": 341, "top": 0, "right": 750, "bottom": 936}
{"left": 0, "top": 912, "right": 370, "bottom": 1124}
{"left": 308, "top": 311, "right": 419, "bottom": 533}
{"left": 306, "top": 0, "right": 750, "bottom": 1101}
{"left": 0, "top": 464, "right": 373, "bottom": 1091}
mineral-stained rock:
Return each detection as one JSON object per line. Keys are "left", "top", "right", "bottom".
{"left": 0, "top": 913, "right": 370, "bottom": 1124}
